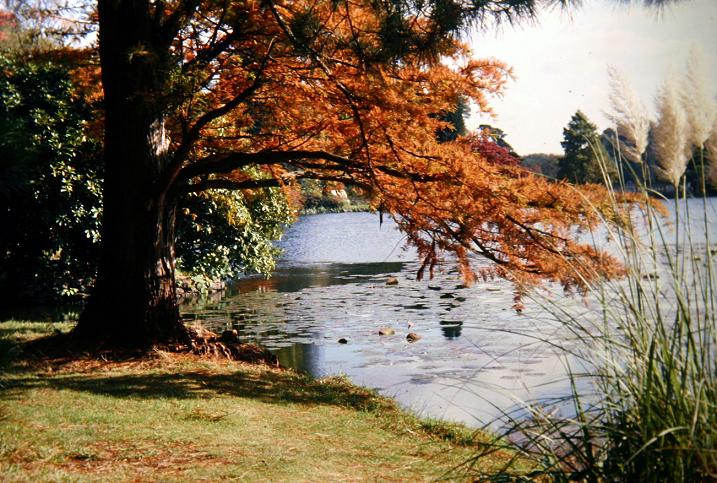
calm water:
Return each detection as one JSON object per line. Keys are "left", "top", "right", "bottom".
{"left": 183, "top": 212, "right": 592, "bottom": 426}
{"left": 5, "top": 198, "right": 714, "bottom": 426}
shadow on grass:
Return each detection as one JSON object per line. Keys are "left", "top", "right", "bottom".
{"left": 0, "top": 323, "right": 391, "bottom": 413}
{"left": 3, "top": 368, "right": 393, "bottom": 412}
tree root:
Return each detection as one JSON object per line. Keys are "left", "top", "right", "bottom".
{"left": 183, "top": 326, "right": 279, "bottom": 365}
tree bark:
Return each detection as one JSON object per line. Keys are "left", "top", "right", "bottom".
{"left": 74, "top": 0, "right": 188, "bottom": 347}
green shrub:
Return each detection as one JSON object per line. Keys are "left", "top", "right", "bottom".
{"left": 0, "top": 53, "right": 294, "bottom": 304}
{"left": 0, "top": 53, "right": 103, "bottom": 303}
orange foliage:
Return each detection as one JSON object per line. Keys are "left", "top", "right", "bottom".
{"left": 50, "top": 0, "right": 632, "bottom": 293}
{"left": 150, "top": 0, "right": 635, "bottom": 292}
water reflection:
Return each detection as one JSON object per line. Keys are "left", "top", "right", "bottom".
{"left": 274, "top": 342, "right": 324, "bottom": 375}
{"left": 182, "top": 202, "right": 717, "bottom": 427}
{"left": 226, "top": 261, "right": 408, "bottom": 294}
{"left": 182, "top": 212, "right": 586, "bottom": 426}
{"left": 439, "top": 320, "right": 463, "bottom": 339}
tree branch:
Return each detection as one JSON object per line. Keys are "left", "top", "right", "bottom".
{"left": 182, "top": 149, "right": 352, "bottom": 177}
{"left": 182, "top": 30, "right": 238, "bottom": 72}
{"left": 158, "top": 38, "right": 277, "bottom": 199}
{"left": 183, "top": 177, "right": 281, "bottom": 194}
{"left": 471, "top": 236, "right": 509, "bottom": 266}
{"left": 173, "top": 37, "right": 276, "bottom": 165}
{"left": 266, "top": 0, "right": 376, "bottom": 175}
{"left": 183, "top": 171, "right": 372, "bottom": 194}
{"left": 176, "top": 147, "right": 450, "bottom": 191}
{"left": 505, "top": 213, "right": 570, "bottom": 248}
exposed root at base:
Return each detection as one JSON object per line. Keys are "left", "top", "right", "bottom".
{"left": 183, "top": 326, "right": 278, "bottom": 365}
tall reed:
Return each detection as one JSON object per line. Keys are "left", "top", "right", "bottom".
{"left": 462, "top": 67, "right": 717, "bottom": 482}
{"left": 463, "top": 153, "right": 717, "bottom": 483}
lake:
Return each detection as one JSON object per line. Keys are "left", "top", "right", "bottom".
{"left": 182, "top": 212, "right": 596, "bottom": 426}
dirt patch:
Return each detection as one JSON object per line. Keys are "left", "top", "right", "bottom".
{"left": 20, "top": 440, "right": 240, "bottom": 479}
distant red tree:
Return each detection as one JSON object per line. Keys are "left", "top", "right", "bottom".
{"left": 465, "top": 133, "right": 521, "bottom": 167}
{"left": 0, "top": 10, "right": 17, "bottom": 42}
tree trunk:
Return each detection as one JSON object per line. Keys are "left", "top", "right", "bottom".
{"left": 74, "top": 0, "right": 188, "bottom": 347}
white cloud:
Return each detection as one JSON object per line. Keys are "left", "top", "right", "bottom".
{"left": 467, "top": 0, "right": 717, "bottom": 155}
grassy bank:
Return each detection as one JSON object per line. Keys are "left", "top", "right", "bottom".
{"left": 0, "top": 321, "right": 522, "bottom": 482}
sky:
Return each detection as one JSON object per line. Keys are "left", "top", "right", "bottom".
{"left": 466, "top": 0, "right": 717, "bottom": 155}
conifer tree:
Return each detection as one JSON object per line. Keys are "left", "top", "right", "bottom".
{"left": 558, "top": 110, "right": 616, "bottom": 184}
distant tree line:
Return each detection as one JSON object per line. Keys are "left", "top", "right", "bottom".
{"left": 518, "top": 109, "right": 716, "bottom": 197}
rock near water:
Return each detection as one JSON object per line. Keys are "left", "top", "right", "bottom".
{"left": 406, "top": 332, "right": 422, "bottom": 342}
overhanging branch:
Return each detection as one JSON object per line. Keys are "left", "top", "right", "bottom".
{"left": 177, "top": 150, "right": 355, "bottom": 183}
{"left": 183, "top": 171, "right": 372, "bottom": 195}
{"left": 175, "top": 148, "right": 451, "bottom": 192}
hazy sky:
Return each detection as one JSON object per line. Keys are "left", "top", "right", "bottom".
{"left": 467, "top": 0, "right": 717, "bottom": 155}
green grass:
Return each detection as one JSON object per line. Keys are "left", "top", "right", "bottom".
{"left": 0, "top": 321, "right": 522, "bottom": 482}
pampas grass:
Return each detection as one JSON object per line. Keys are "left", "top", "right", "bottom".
{"left": 465, "top": 152, "right": 717, "bottom": 483}
{"left": 654, "top": 73, "right": 689, "bottom": 187}
{"left": 462, "top": 63, "right": 717, "bottom": 482}
{"left": 706, "top": 120, "right": 717, "bottom": 187}
{"left": 607, "top": 66, "right": 650, "bottom": 164}
{"left": 681, "top": 46, "right": 717, "bottom": 150}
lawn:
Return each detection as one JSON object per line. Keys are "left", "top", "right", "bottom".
{"left": 0, "top": 321, "right": 522, "bottom": 482}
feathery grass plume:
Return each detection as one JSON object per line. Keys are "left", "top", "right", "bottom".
{"left": 681, "top": 46, "right": 717, "bottom": 149}
{"left": 606, "top": 66, "right": 651, "bottom": 163}
{"left": 654, "top": 73, "right": 689, "bottom": 187}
